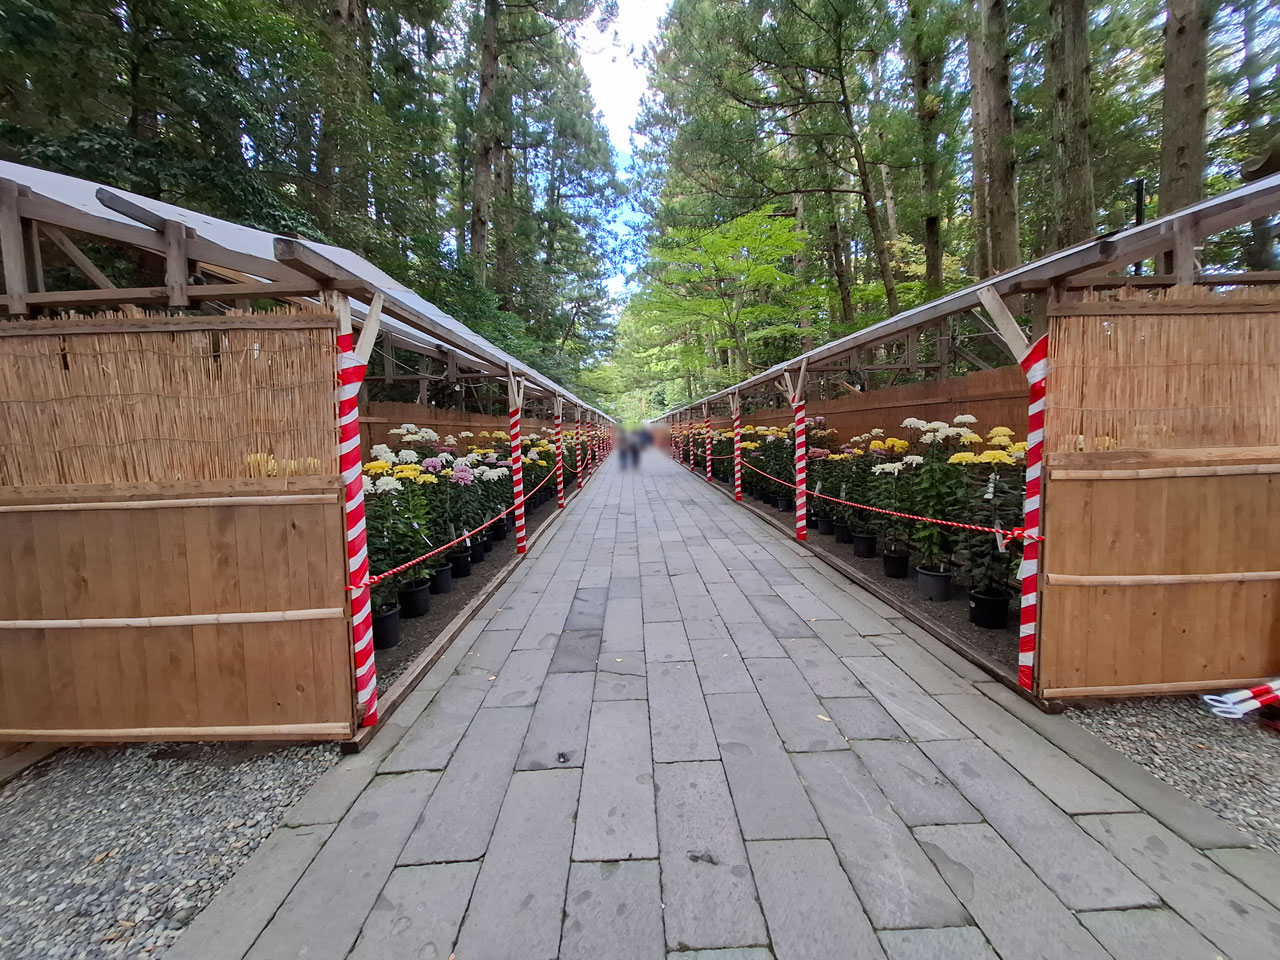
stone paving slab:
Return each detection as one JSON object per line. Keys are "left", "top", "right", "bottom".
{"left": 746, "top": 594, "right": 817, "bottom": 638}
{"left": 915, "top": 823, "right": 1111, "bottom": 960}
{"left": 689, "top": 634, "right": 755, "bottom": 695}
{"left": 747, "top": 839, "right": 887, "bottom": 960}
{"left": 792, "top": 751, "right": 969, "bottom": 930}
{"left": 704, "top": 691, "right": 824, "bottom": 841}
{"left": 453, "top": 769, "right": 581, "bottom": 960}
{"left": 849, "top": 740, "right": 981, "bottom": 827}
{"left": 744, "top": 657, "right": 846, "bottom": 752}
{"left": 602, "top": 596, "right": 645, "bottom": 651}
{"left": 595, "top": 651, "right": 648, "bottom": 700}
{"left": 518, "top": 671, "right": 595, "bottom": 769}
{"left": 645, "top": 620, "right": 693, "bottom": 662}
{"left": 549, "top": 628, "right": 603, "bottom": 673}
{"left": 1207, "top": 846, "right": 1280, "bottom": 910}
{"left": 727, "top": 621, "right": 787, "bottom": 658}
{"left": 1075, "top": 909, "right": 1223, "bottom": 960}
{"left": 820, "top": 696, "right": 908, "bottom": 742}
{"left": 398, "top": 706, "right": 532, "bottom": 864}
{"left": 574, "top": 699, "right": 659, "bottom": 861}
{"left": 842, "top": 657, "right": 973, "bottom": 741}
{"left": 934, "top": 692, "right": 1137, "bottom": 815}
{"left": 922, "top": 738, "right": 1156, "bottom": 911}
{"left": 1078, "top": 813, "right": 1280, "bottom": 958}
{"left": 780, "top": 635, "right": 868, "bottom": 698}
{"left": 561, "top": 861, "right": 665, "bottom": 960}
{"left": 808, "top": 619, "right": 880, "bottom": 657}
{"left": 347, "top": 861, "right": 479, "bottom": 960}
{"left": 877, "top": 927, "right": 997, "bottom": 960}
{"left": 245, "top": 772, "right": 439, "bottom": 960}
{"left": 649, "top": 661, "right": 719, "bottom": 762}
{"left": 654, "top": 761, "right": 768, "bottom": 951}
{"left": 165, "top": 823, "right": 333, "bottom": 960}
{"left": 484, "top": 648, "right": 555, "bottom": 707}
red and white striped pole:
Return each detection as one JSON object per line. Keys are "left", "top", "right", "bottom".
{"left": 783, "top": 363, "right": 808, "bottom": 541}
{"left": 731, "top": 392, "right": 742, "bottom": 501}
{"left": 1017, "top": 335, "right": 1048, "bottom": 691}
{"left": 689, "top": 413, "right": 698, "bottom": 475}
{"left": 508, "top": 371, "right": 527, "bottom": 554}
{"left": 704, "top": 404, "right": 712, "bottom": 482}
{"left": 554, "top": 396, "right": 565, "bottom": 509}
{"left": 587, "top": 417, "right": 596, "bottom": 479}
{"left": 337, "top": 332, "right": 379, "bottom": 727}
{"left": 576, "top": 408, "right": 584, "bottom": 480}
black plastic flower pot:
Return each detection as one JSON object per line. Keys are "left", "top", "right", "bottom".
{"left": 882, "top": 551, "right": 910, "bottom": 579}
{"left": 969, "top": 591, "right": 1012, "bottom": 629}
{"left": 397, "top": 579, "right": 431, "bottom": 619}
{"left": 481, "top": 533, "right": 493, "bottom": 554}
{"left": 372, "top": 605, "right": 401, "bottom": 650}
{"left": 429, "top": 566, "right": 453, "bottom": 594}
{"left": 506, "top": 514, "right": 516, "bottom": 531}
{"left": 762, "top": 493, "right": 776, "bottom": 508}
{"left": 915, "top": 566, "right": 953, "bottom": 602}
{"left": 490, "top": 522, "right": 508, "bottom": 542}
{"left": 469, "top": 540, "right": 485, "bottom": 563}
{"left": 816, "top": 517, "right": 835, "bottom": 536}
{"left": 833, "top": 522, "right": 854, "bottom": 544}
{"left": 450, "top": 551, "right": 472, "bottom": 578}
{"left": 851, "top": 532, "right": 877, "bottom": 557}
{"left": 777, "top": 496, "right": 794, "bottom": 512}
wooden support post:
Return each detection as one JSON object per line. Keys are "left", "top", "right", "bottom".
{"left": 164, "top": 220, "right": 190, "bottom": 308}
{"left": 24, "top": 218, "right": 43, "bottom": 293}
{"left": 704, "top": 403, "right": 712, "bottom": 483}
{"left": 976, "top": 286, "right": 1030, "bottom": 360}
{"left": 0, "top": 180, "right": 30, "bottom": 315}
{"left": 1172, "top": 218, "right": 1196, "bottom": 288}
{"left": 353, "top": 292, "right": 385, "bottom": 364}
{"left": 417, "top": 354, "right": 431, "bottom": 405}
{"left": 779, "top": 359, "right": 809, "bottom": 542}
{"left": 730, "top": 391, "right": 743, "bottom": 501}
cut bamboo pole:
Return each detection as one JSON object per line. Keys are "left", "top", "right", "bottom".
{"left": 0, "top": 608, "right": 345, "bottom": 629}
{"left": 1046, "top": 571, "right": 1280, "bottom": 587}
{"left": 0, "top": 494, "right": 335, "bottom": 513}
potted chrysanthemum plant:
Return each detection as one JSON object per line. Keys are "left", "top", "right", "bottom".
{"left": 952, "top": 443, "right": 1025, "bottom": 628}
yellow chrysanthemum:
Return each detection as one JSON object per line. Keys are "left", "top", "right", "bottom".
{"left": 393, "top": 463, "right": 423, "bottom": 478}
{"left": 987, "top": 426, "right": 1014, "bottom": 438}
{"left": 977, "top": 449, "right": 1016, "bottom": 465}
{"left": 947, "top": 452, "right": 978, "bottom": 465}
{"left": 958, "top": 431, "right": 984, "bottom": 445}
{"left": 492, "top": 430, "right": 509, "bottom": 440}
{"left": 869, "top": 439, "right": 887, "bottom": 452}
{"left": 850, "top": 448, "right": 866, "bottom": 455}
{"left": 478, "top": 431, "right": 491, "bottom": 438}
{"left": 886, "top": 438, "right": 910, "bottom": 454}
{"left": 414, "top": 473, "right": 439, "bottom": 484}
{"left": 363, "top": 459, "right": 392, "bottom": 475}
{"left": 987, "top": 435, "right": 1012, "bottom": 448}
{"left": 1008, "top": 441, "right": 1028, "bottom": 454}
{"left": 827, "top": 453, "right": 850, "bottom": 461}
{"left": 440, "top": 467, "right": 454, "bottom": 476}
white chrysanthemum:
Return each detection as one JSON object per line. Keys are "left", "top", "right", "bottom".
{"left": 459, "top": 431, "right": 474, "bottom": 438}
{"left": 487, "top": 467, "right": 509, "bottom": 479}
{"left": 437, "top": 452, "right": 455, "bottom": 464}
{"left": 871, "top": 462, "right": 905, "bottom": 475}
{"left": 397, "top": 449, "right": 420, "bottom": 463}
{"left": 527, "top": 433, "right": 541, "bottom": 441}
{"left": 920, "top": 432, "right": 944, "bottom": 444}
{"left": 901, "top": 417, "right": 928, "bottom": 430}
{"left": 420, "top": 428, "right": 440, "bottom": 443}
{"left": 374, "top": 476, "right": 403, "bottom": 493}
{"left": 902, "top": 455, "right": 924, "bottom": 466}
{"left": 870, "top": 428, "right": 885, "bottom": 436}
{"left": 925, "top": 421, "right": 949, "bottom": 431}
{"left": 370, "top": 443, "right": 395, "bottom": 462}
{"left": 444, "top": 435, "right": 457, "bottom": 446}
{"left": 953, "top": 414, "right": 978, "bottom": 425}
{"left": 465, "top": 453, "right": 482, "bottom": 465}
{"left": 362, "top": 475, "right": 373, "bottom": 492}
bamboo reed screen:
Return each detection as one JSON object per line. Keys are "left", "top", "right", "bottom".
{"left": 0, "top": 313, "right": 339, "bottom": 485}
{"left": 1047, "top": 288, "right": 1280, "bottom": 453}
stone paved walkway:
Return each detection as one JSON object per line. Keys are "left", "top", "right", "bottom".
{"left": 170, "top": 452, "right": 1280, "bottom": 960}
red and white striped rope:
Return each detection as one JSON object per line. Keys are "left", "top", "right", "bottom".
{"left": 733, "top": 409, "right": 743, "bottom": 502}
{"left": 510, "top": 406, "right": 527, "bottom": 554}
{"left": 555, "top": 409, "right": 565, "bottom": 509}
{"left": 740, "top": 460, "right": 1045, "bottom": 543}
{"left": 337, "top": 333, "right": 378, "bottom": 727}
{"left": 793, "top": 395, "right": 807, "bottom": 541}
{"left": 1018, "top": 335, "right": 1048, "bottom": 691}
{"left": 705, "top": 412, "right": 712, "bottom": 482}
{"left": 354, "top": 470, "right": 554, "bottom": 590}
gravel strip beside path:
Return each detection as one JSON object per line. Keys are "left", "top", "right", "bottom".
{"left": 0, "top": 742, "right": 338, "bottom": 959}
{"left": 1071, "top": 696, "right": 1280, "bottom": 854}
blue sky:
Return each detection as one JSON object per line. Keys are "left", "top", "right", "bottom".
{"left": 574, "top": 1, "right": 672, "bottom": 298}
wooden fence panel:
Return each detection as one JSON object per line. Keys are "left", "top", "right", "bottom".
{"left": 1039, "top": 294, "right": 1280, "bottom": 697}
{"left": 0, "top": 486, "right": 352, "bottom": 740}
{"left": 709, "top": 366, "right": 1028, "bottom": 442}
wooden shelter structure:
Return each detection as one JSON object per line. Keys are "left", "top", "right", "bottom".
{"left": 662, "top": 172, "right": 1280, "bottom": 700}
{"left": 0, "top": 161, "right": 612, "bottom": 743}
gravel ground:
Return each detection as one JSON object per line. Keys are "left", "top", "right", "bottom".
{"left": 1071, "top": 697, "right": 1280, "bottom": 854}
{"left": 0, "top": 741, "right": 339, "bottom": 959}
